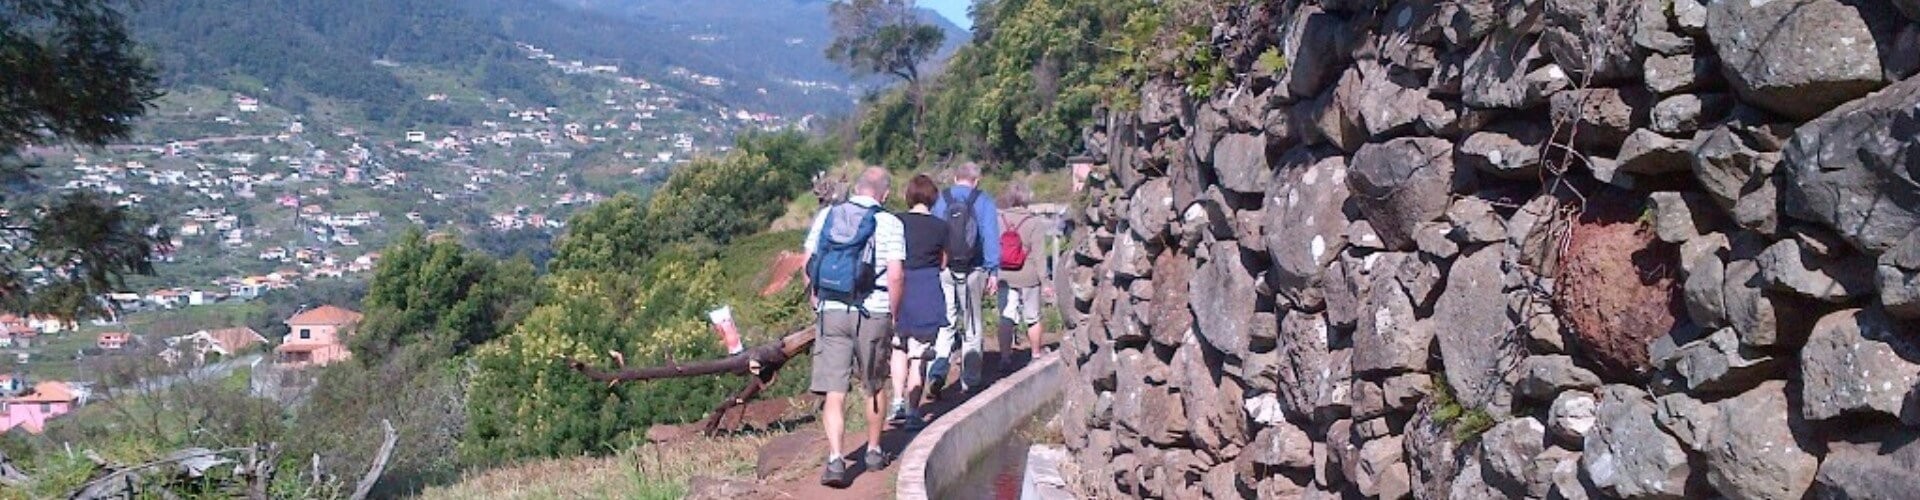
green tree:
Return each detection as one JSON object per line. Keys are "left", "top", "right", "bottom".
{"left": 1, "top": 0, "right": 166, "bottom": 319}
{"left": 352, "top": 230, "right": 539, "bottom": 368}
{"left": 855, "top": 0, "right": 1176, "bottom": 171}
{"left": 826, "top": 0, "right": 945, "bottom": 165}
{"left": 464, "top": 262, "right": 731, "bottom": 462}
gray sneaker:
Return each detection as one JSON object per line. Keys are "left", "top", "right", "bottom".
{"left": 866, "top": 449, "right": 891, "bottom": 470}
{"left": 821, "top": 458, "right": 849, "bottom": 488}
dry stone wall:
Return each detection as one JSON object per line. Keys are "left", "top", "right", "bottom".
{"left": 1052, "top": 0, "right": 1920, "bottom": 498}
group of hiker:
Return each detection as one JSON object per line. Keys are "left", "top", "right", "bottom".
{"left": 800, "top": 162, "right": 1056, "bottom": 487}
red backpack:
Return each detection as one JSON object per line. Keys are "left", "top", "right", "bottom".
{"left": 1000, "top": 215, "right": 1032, "bottom": 271}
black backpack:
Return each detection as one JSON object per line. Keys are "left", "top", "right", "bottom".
{"left": 942, "top": 189, "right": 984, "bottom": 271}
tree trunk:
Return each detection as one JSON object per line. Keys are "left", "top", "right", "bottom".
{"left": 348, "top": 420, "right": 398, "bottom": 500}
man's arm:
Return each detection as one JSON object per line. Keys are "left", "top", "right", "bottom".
{"left": 979, "top": 196, "right": 1002, "bottom": 272}
{"left": 801, "top": 209, "right": 828, "bottom": 305}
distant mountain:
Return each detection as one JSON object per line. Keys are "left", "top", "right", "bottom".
{"left": 127, "top": 0, "right": 966, "bottom": 126}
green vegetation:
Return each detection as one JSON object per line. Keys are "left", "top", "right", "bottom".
{"left": 853, "top": 0, "right": 1233, "bottom": 171}
{"left": 467, "top": 131, "right": 829, "bottom": 464}
{"left": 1428, "top": 374, "right": 1496, "bottom": 442}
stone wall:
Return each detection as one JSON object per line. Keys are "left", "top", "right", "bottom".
{"left": 1052, "top": 0, "right": 1920, "bottom": 498}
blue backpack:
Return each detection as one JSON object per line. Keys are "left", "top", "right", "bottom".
{"left": 807, "top": 203, "right": 880, "bottom": 306}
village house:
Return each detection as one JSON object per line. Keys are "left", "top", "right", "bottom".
{"left": 96, "top": 332, "right": 130, "bottom": 351}
{"left": 26, "top": 315, "right": 70, "bottom": 334}
{"left": 160, "top": 327, "right": 266, "bottom": 366}
{"left": 0, "top": 375, "right": 25, "bottom": 397}
{"left": 0, "top": 316, "right": 34, "bottom": 348}
{"left": 275, "top": 305, "right": 362, "bottom": 368}
{"left": 0, "top": 381, "right": 77, "bottom": 434}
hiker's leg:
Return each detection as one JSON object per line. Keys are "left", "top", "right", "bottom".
{"left": 1028, "top": 322, "right": 1046, "bottom": 358}
{"left": 889, "top": 342, "right": 907, "bottom": 406}
{"left": 858, "top": 314, "right": 892, "bottom": 448}
{"left": 823, "top": 391, "right": 847, "bottom": 458}
{"left": 1006, "top": 282, "right": 1021, "bottom": 357}
{"left": 905, "top": 353, "right": 925, "bottom": 409}
{"left": 959, "top": 271, "right": 987, "bottom": 389}
{"left": 809, "top": 312, "right": 858, "bottom": 460}
{"left": 927, "top": 272, "right": 962, "bottom": 382}
{"left": 1021, "top": 286, "right": 1045, "bottom": 357}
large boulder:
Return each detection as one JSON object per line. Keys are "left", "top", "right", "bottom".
{"left": 1670, "top": 327, "right": 1778, "bottom": 394}
{"left": 1128, "top": 178, "right": 1176, "bottom": 243}
{"left": 1173, "top": 341, "right": 1247, "bottom": 453}
{"left": 1780, "top": 74, "right": 1920, "bottom": 255}
{"left": 1273, "top": 5, "right": 1355, "bottom": 102}
{"left": 1706, "top": 0, "right": 1886, "bottom": 120}
{"left": 1514, "top": 355, "right": 1603, "bottom": 401}
{"left": 1457, "top": 121, "right": 1548, "bottom": 180}
{"left": 1432, "top": 246, "right": 1517, "bottom": 414}
{"left": 1541, "top": 0, "right": 1640, "bottom": 83}
{"left": 1801, "top": 308, "right": 1920, "bottom": 421}
{"left": 1349, "top": 137, "right": 1468, "bottom": 250}
{"left": 1703, "top": 381, "right": 1818, "bottom": 500}
{"left": 1114, "top": 369, "right": 1190, "bottom": 446}
{"left": 1149, "top": 252, "right": 1195, "bottom": 345}
{"left": 1755, "top": 238, "right": 1875, "bottom": 302}
{"left": 1462, "top": 27, "right": 1569, "bottom": 110}
{"left": 1276, "top": 311, "right": 1350, "bottom": 423}
{"left": 1191, "top": 241, "right": 1260, "bottom": 356}
{"left": 1556, "top": 200, "right": 1684, "bottom": 378}
{"left": 1355, "top": 436, "right": 1412, "bottom": 499}
{"left": 1480, "top": 417, "right": 1551, "bottom": 498}
{"left": 1352, "top": 260, "right": 1432, "bottom": 376}
{"left": 1210, "top": 133, "right": 1272, "bottom": 195}
{"left": 1549, "top": 87, "right": 1648, "bottom": 150}
{"left": 1883, "top": 234, "right": 1920, "bottom": 319}
{"left": 1816, "top": 429, "right": 1920, "bottom": 499}
{"left": 1550, "top": 391, "right": 1598, "bottom": 449}
{"left": 1264, "top": 154, "right": 1352, "bottom": 306}
{"left": 1582, "top": 385, "right": 1693, "bottom": 499}
{"left": 1692, "top": 123, "right": 1783, "bottom": 214}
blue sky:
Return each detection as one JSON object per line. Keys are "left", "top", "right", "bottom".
{"left": 923, "top": 0, "right": 972, "bottom": 30}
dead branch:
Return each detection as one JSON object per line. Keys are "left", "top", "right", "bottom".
{"left": 349, "top": 419, "right": 399, "bottom": 500}
{"left": 567, "top": 329, "right": 814, "bottom": 385}
{"left": 567, "top": 329, "right": 815, "bottom": 435}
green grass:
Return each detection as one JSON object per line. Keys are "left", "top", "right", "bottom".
{"left": 1428, "top": 373, "right": 1495, "bottom": 443}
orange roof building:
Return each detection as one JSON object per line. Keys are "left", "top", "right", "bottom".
{"left": 277, "top": 305, "right": 362, "bottom": 368}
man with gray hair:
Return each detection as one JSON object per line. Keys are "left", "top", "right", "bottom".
{"left": 802, "top": 166, "right": 905, "bottom": 487}
{"left": 927, "top": 161, "right": 999, "bottom": 395}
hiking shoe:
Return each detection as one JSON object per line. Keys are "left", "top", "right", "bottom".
{"left": 866, "top": 449, "right": 891, "bottom": 470}
{"left": 820, "top": 458, "right": 849, "bottom": 488}
{"left": 887, "top": 400, "right": 909, "bottom": 424}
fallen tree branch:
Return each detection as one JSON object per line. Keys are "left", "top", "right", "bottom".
{"left": 567, "top": 329, "right": 815, "bottom": 435}
{"left": 567, "top": 329, "right": 814, "bottom": 385}
{"left": 348, "top": 419, "right": 399, "bottom": 500}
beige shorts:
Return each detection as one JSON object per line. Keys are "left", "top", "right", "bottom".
{"left": 893, "top": 334, "right": 934, "bottom": 361}
{"left": 1002, "top": 286, "right": 1043, "bottom": 325}
{"left": 809, "top": 311, "right": 890, "bottom": 394}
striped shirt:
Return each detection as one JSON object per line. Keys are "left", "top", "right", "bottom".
{"left": 805, "top": 195, "right": 905, "bottom": 314}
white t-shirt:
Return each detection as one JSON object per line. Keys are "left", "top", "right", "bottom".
{"left": 804, "top": 195, "right": 905, "bottom": 314}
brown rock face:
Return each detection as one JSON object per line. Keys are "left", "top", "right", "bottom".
{"left": 1554, "top": 196, "right": 1684, "bottom": 379}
